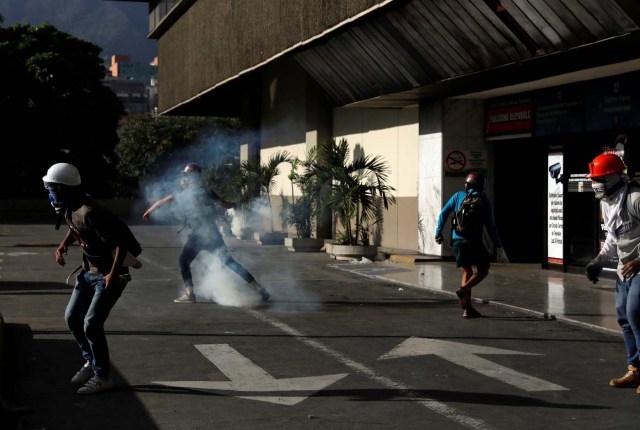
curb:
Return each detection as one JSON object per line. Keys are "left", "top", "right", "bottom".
{"left": 329, "top": 264, "right": 622, "bottom": 338}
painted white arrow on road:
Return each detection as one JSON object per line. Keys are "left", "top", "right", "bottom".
{"left": 379, "top": 337, "right": 567, "bottom": 392}
{"left": 153, "top": 344, "right": 349, "bottom": 405}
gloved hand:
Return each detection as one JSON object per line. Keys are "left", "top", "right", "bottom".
{"left": 586, "top": 259, "right": 603, "bottom": 284}
{"left": 435, "top": 236, "right": 443, "bottom": 245}
{"left": 496, "top": 247, "right": 509, "bottom": 263}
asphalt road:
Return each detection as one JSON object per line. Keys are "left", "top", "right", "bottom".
{"left": 0, "top": 223, "right": 637, "bottom": 430}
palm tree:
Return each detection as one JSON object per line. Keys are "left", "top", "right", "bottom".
{"left": 286, "top": 147, "right": 322, "bottom": 238}
{"left": 240, "top": 150, "right": 292, "bottom": 232}
{"left": 305, "top": 138, "right": 396, "bottom": 246}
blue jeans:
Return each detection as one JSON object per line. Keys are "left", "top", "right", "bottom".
{"left": 179, "top": 233, "right": 255, "bottom": 288}
{"left": 64, "top": 270, "right": 125, "bottom": 378}
{"left": 615, "top": 275, "right": 640, "bottom": 368}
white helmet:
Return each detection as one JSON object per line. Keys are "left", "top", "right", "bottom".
{"left": 42, "top": 163, "right": 81, "bottom": 186}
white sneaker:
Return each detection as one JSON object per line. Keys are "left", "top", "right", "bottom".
{"left": 70, "top": 361, "right": 93, "bottom": 385}
{"left": 174, "top": 293, "right": 196, "bottom": 303}
{"left": 77, "top": 375, "right": 114, "bottom": 395}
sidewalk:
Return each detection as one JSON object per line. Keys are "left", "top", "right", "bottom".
{"left": 331, "top": 254, "right": 621, "bottom": 337}
{"left": 0, "top": 222, "right": 622, "bottom": 340}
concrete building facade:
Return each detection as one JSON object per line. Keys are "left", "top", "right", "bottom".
{"left": 115, "top": 0, "right": 640, "bottom": 270}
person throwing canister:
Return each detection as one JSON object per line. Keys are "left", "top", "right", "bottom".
{"left": 435, "top": 172, "right": 509, "bottom": 318}
{"left": 585, "top": 153, "right": 640, "bottom": 394}
{"left": 143, "top": 162, "right": 270, "bottom": 303}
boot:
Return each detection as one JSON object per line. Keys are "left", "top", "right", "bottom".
{"left": 609, "top": 365, "right": 640, "bottom": 387}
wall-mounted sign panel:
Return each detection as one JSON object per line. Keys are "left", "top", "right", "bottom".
{"left": 444, "top": 150, "right": 487, "bottom": 176}
{"left": 585, "top": 73, "right": 640, "bottom": 131}
{"left": 485, "top": 97, "right": 532, "bottom": 139}
{"left": 535, "top": 85, "right": 584, "bottom": 136}
{"left": 547, "top": 153, "right": 564, "bottom": 266}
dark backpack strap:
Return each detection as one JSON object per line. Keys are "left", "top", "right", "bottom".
{"left": 625, "top": 181, "right": 640, "bottom": 221}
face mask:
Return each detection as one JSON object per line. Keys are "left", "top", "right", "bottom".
{"left": 48, "top": 191, "right": 64, "bottom": 213}
{"left": 592, "top": 173, "right": 623, "bottom": 201}
{"left": 592, "top": 182, "right": 607, "bottom": 200}
{"left": 45, "top": 183, "right": 65, "bottom": 213}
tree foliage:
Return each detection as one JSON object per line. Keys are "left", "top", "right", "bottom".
{"left": 303, "top": 138, "right": 396, "bottom": 245}
{"left": 286, "top": 147, "right": 323, "bottom": 238}
{"left": 0, "top": 20, "right": 124, "bottom": 197}
{"left": 115, "top": 113, "right": 242, "bottom": 197}
{"left": 239, "top": 151, "right": 292, "bottom": 232}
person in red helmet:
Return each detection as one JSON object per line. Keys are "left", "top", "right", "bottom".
{"left": 143, "top": 163, "right": 270, "bottom": 303}
{"left": 434, "top": 172, "right": 508, "bottom": 318}
{"left": 585, "top": 153, "right": 640, "bottom": 394}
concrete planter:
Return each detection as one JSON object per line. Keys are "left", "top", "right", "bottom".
{"left": 330, "top": 244, "right": 378, "bottom": 261}
{"left": 234, "top": 227, "right": 255, "bottom": 240}
{"left": 284, "top": 237, "right": 324, "bottom": 252}
{"left": 324, "top": 239, "right": 337, "bottom": 255}
{"left": 254, "top": 231, "right": 287, "bottom": 245}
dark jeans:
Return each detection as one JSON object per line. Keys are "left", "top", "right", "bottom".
{"left": 179, "top": 233, "right": 255, "bottom": 288}
{"left": 615, "top": 275, "right": 640, "bottom": 367}
{"left": 64, "top": 270, "right": 125, "bottom": 378}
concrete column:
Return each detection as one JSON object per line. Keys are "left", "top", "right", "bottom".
{"left": 418, "top": 100, "right": 444, "bottom": 255}
{"left": 306, "top": 79, "right": 333, "bottom": 239}
{"left": 239, "top": 83, "right": 261, "bottom": 164}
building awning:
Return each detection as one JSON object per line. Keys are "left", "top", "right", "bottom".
{"left": 163, "top": 0, "right": 640, "bottom": 115}
{"left": 292, "top": 0, "right": 640, "bottom": 107}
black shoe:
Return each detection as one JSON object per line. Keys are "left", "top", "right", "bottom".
{"left": 463, "top": 307, "right": 482, "bottom": 318}
{"left": 455, "top": 288, "right": 469, "bottom": 309}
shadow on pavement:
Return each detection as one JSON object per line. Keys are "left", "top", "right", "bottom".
{"left": 3, "top": 330, "right": 158, "bottom": 430}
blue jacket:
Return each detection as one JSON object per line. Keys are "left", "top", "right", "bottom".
{"left": 435, "top": 189, "right": 502, "bottom": 248}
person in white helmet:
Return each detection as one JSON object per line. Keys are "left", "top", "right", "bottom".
{"left": 143, "top": 162, "right": 270, "bottom": 303}
{"left": 43, "top": 162, "right": 142, "bottom": 395}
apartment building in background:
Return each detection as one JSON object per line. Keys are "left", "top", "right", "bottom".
{"left": 104, "top": 54, "right": 158, "bottom": 116}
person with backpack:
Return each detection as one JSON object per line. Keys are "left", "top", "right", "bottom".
{"left": 142, "top": 162, "right": 270, "bottom": 304}
{"left": 434, "top": 172, "right": 508, "bottom": 318}
{"left": 43, "top": 163, "right": 142, "bottom": 394}
{"left": 585, "top": 153, "right": 640, "bottom": 394}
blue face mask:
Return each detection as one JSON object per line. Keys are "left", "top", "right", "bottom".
{"left": 45, "top": 183, "right": 65, "bottom": 213}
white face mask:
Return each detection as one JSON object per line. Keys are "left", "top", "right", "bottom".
{"left": 592, "top": 173, "right": 623, "bottom": 201}
{"left": 592, "top": 182, "right": 607, "bottom": 200}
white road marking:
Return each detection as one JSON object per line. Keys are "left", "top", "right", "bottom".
{"left": 154, "top": 344, "right": 348, "bottom": 405}
{"left": 380, "top": 337, "right": 567, "bottom": 392}
{"left": 246, "top": 310, "right": 495, "bottom": 430}
{"left": 138, "top": 255, "right": 176, "bottom": 271}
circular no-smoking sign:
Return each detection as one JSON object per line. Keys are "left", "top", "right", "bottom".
{"left": 445, "top": 150, "right": 466, "bottom": 172}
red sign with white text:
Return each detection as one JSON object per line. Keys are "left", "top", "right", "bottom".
{"left": 485, "top": 104, "right": 533, "bottom": 136}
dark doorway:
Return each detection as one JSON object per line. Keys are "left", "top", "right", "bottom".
{"left": 492, "top": 138, "right": 545, "bottom": 263}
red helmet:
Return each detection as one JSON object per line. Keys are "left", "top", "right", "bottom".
{"left": 182, "top": 163, "right": 202, "bottom": 174}
{"left": 587, "top": 154, "right": 625, "bottom": 178}
{"left": 464, "top": 172, "right": 485, "bottom": 191}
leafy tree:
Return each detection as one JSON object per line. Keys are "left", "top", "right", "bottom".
{"left": 0, "top": 20, "right": 124, "bottom": 197}
{"left": 115, "top": 113, "right": 242, "bottom": 197}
